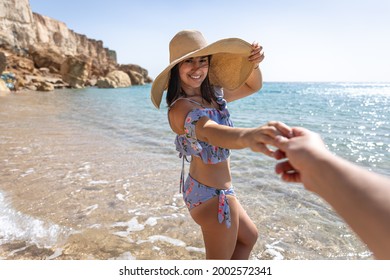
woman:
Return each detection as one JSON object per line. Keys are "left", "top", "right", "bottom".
{"left": 151, "top": 30, "right": 290, "bottom": 259}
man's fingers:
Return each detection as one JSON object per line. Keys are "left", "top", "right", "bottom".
{"left": 275, "top": 160, "right": 295, "bottom": 174}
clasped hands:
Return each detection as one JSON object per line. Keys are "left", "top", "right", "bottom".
{"left": 258, "top": 121, "right": 319, "bottom": 183}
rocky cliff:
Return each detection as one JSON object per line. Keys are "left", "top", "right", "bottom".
{"left": 0, "top": 0, "right": 152, "bottom": 92}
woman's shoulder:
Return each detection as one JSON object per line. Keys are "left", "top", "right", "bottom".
{"left": 168, "top": 99, "right": 201, "bottom": 134}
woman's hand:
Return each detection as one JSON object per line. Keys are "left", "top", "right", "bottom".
{"left": 249, "top": 42, "right": 264, "bottom": 69}
{"left": 244, "top": 121, "right": 292, "bottom": 157}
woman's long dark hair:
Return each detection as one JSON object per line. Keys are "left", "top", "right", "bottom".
{"left": 166, "top": 56, "right": 216, "bottom": 107}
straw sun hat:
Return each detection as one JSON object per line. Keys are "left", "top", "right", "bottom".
{"left": 151, "top": 30, "right": 255, "bottom": 108}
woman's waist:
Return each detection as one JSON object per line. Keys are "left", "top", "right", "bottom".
{"left": 189, "top": 159, "right": 232, "bottom": 190}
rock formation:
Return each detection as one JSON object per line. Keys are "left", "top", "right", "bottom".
{"left": 96, "top": 70, "right": 132, "bottom": 89}
{"left": 0, "top": 0, "right": 152, "bottom": 92}
{"left": 60, "top": 56, "right": 91, "bottom": 88}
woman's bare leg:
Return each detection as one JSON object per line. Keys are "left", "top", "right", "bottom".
{"left": 189, "top": 195, "right": 256, "bottom": 259}
{"left": 231, "top": 201, "right": 258, "bottom": 259}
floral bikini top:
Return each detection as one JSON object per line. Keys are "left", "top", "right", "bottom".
{"left": 170, "top": 87, "right": 233, "bottom": 164}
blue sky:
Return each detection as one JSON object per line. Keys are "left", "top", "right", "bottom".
{"left": 29, "top": 0, "right": 390, "bottom": 82}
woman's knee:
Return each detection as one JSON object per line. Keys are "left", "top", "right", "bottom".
{"left": 235, "top": 204, "right": 259, "bottom": 246}
{"left": 247, "top": 226, "right": 259, "bottom": 246}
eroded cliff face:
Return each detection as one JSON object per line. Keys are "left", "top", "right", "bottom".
{"left": 32, "top": 13, "right": 116, "bottom": 68}
{"left": 0, "top": 0, "right": 35, "bottom": 48}
{"left": 0, "top": 0, "right": 151, "bottom": 92}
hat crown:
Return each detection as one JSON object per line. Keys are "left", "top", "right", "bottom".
{"left": 169, "top": 30, "right": 208, "bottom": 63}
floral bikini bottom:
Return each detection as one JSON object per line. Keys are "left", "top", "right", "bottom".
{"left": 182, "top": 174, "right": 235, "bottom": 228}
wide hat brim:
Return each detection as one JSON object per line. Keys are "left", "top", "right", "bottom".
{"left": 151, "top": 38, "right": 254, "bottom": 109}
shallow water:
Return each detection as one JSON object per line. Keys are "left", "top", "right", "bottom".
{"left": 1, "top": 83, "right": 389, "bottom": 259}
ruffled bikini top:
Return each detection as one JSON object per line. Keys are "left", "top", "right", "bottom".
{"left": 169, "top": 87, "right": 233, "bottom": 165}
{"left": 169, "top": 87, "right": 234, "bottom": 192}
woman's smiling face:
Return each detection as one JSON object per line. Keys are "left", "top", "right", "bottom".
{"left": 179, "top": 56, "right": 209, "bottom": 92}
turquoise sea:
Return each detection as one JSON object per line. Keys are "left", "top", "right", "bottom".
{"left": 0, "top": 82, "right": 389, "bottom": 259}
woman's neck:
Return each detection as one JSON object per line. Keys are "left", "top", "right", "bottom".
{"left": 181, "top": 86, "right": 201, "bottom": 97}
